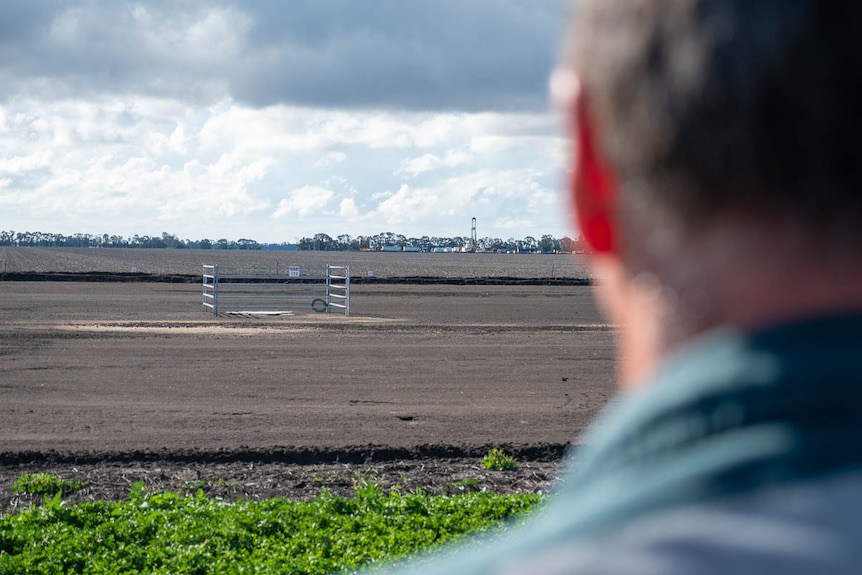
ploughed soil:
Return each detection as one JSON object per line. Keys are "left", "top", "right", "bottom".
{"left": 1, "top": 454, "right": 569, "bottom": 516}
{"left": 0, "top": 277, "right": 615, "bottom": 515}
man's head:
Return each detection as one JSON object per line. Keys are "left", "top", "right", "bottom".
{"left": 565, "top": 0, "right": 862, "bottom": 386}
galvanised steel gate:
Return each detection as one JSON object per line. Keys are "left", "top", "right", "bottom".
{"left": 202, "top": 264, "right": 350, "bottom": 317}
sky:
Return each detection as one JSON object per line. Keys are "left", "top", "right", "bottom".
{"left": 0, "top": 0, "right": 575, "bottom": 244}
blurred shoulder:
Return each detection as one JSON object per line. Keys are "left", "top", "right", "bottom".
{"left": 497, "top": 468, "right": 862, "bottom": 575}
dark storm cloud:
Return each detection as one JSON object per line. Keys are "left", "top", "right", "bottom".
{"left": 0, "top": 1, "right": 234, "bottom": 102}
{"left": 0, "top": 0, "right": 568, "bottom": 111}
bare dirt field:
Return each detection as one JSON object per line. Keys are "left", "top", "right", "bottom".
{"left": 0, "top": 247, "right": 592, "bottom": 280}
{"left": 0, "top": 249, "right": 615, "bottom": 513}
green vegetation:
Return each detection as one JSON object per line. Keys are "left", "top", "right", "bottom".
{"left": 11, "top": 473, "right": 86, "bottom": 497}
{"left": 0, "top": 481, "right": 542, "bottom": 574}
{"left": 482, "top": 448, "right": 518, "bottom": 471}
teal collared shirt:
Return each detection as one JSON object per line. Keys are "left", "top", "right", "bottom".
{"left": 386, "top": 313, "right": 862, "bottom": 574}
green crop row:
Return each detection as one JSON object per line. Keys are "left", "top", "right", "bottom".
{"left": 0, "top": 481, "right": 543, "bottom": 574}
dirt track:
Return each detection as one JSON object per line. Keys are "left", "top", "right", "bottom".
{"left": 0, "top": 275, "right": 616, "bottom": 509}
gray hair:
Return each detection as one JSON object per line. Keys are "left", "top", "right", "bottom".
{"left": 572, "top": 0, "right": 862, "bottom": 241}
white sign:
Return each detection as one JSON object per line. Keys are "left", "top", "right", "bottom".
{"left": 367, "top": 270, "right": 374, "bottom": 277}
{"left": 288, "top": 266, "right": 301, "bottom": 277}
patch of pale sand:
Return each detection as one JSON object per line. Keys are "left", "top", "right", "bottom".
{"left": 60, "top": 324, "right": 303, "bottom": 335}
{"left": 11, "top": 316, "right": 401, "bottom": 335}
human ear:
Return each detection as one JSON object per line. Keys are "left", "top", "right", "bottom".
{"left": 571, "top": 86, "right": 619, "bottom": 255}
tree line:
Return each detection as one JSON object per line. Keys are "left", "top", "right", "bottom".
{"left": 0, "top": 230, "right": 586, "bottom": 253}
{"left": 297, "top": 232, "right": 585, "bottom": 253}
{"left": 0, "top": 231, "right": 271, "bottom": 250}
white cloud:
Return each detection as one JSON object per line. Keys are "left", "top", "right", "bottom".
{"left": 442, "top": 150, "right": 472, "bottom": 167}
{"left": 330, "top": 175, "right": 359, "bottom": 196}
{"left": 411, "top": 115, "right": 461, "bottom": 147}
{"left": 182, "top": 8, "right": 250, "bottom": 63}
{"left": 395, "top": 149, "right": 473, "bottom": 178}
{"left": 470, "top": 135, "right": 515, "bottom": 155}
{"left": 0, "top": 150, "right": 52, "bottom": 173}
{"left": 338, "top": 197, "right": 360, "bottom": 219}
{"left": 0, "top": 97, "right": 279, "bottom": 237}
{"left": 397, "top": 154, "right": 441, "bottom": 177}
{"left": 312, "top": 151, "right": 347, "bottom": 168}
{"left": 372, "top": 184, "right": 439, "bottom": 225}
{"left": 168, "top": 123, "right": 189, "bottom": 154}
{"left": 272, "top": 186, "right": 335, "bottom": 219}
{"left": 0, "top": 91, "right": 570, "bottom": 242}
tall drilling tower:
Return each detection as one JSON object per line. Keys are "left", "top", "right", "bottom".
{"left": 470, "top": 217, "right": 477, "bottom": 253}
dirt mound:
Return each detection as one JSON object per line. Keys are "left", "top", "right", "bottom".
{"left": 0, "top": 443, "right": 569, "bottom": 466}
{"left": 0, "top": 271, "right": 194, "bottom": 282}
{"left": 0, "top": 271, "right": 590, "bottom": 286}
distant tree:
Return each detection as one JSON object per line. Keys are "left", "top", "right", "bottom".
{"left": 539, "top": 234, "right": 561, "bottom": 253}
{"left": 297, "top": 233, "right": 335, "bottom": 251}
{"left": 236, "top": 238, "right": 260, "bottom": 250}
{"left": 314, "top": 233, "right": 334, "bottom": 251}
{"left": 559, "top": 236, "right": 576, "bottom": 253}
{"left": 336, "top": 234, "right": 353, "bottom": 250}
{"left": 161, "top": 232, "right": 182, "bottom": 249}
{"left": 517, "top": 236, "right": 537, "bottom": 252}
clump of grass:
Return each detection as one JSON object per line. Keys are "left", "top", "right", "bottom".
{"left": 12, "top": 473, "right": 87, "bottom": 497}
{"left": 447, "top": 478, "right": 480, "bottom": 492}
{"left": 181, "top": 479, "right": 208, "bottom": 494}
{"left": 482, "top": 448, "right": 517, "bottom": 471}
